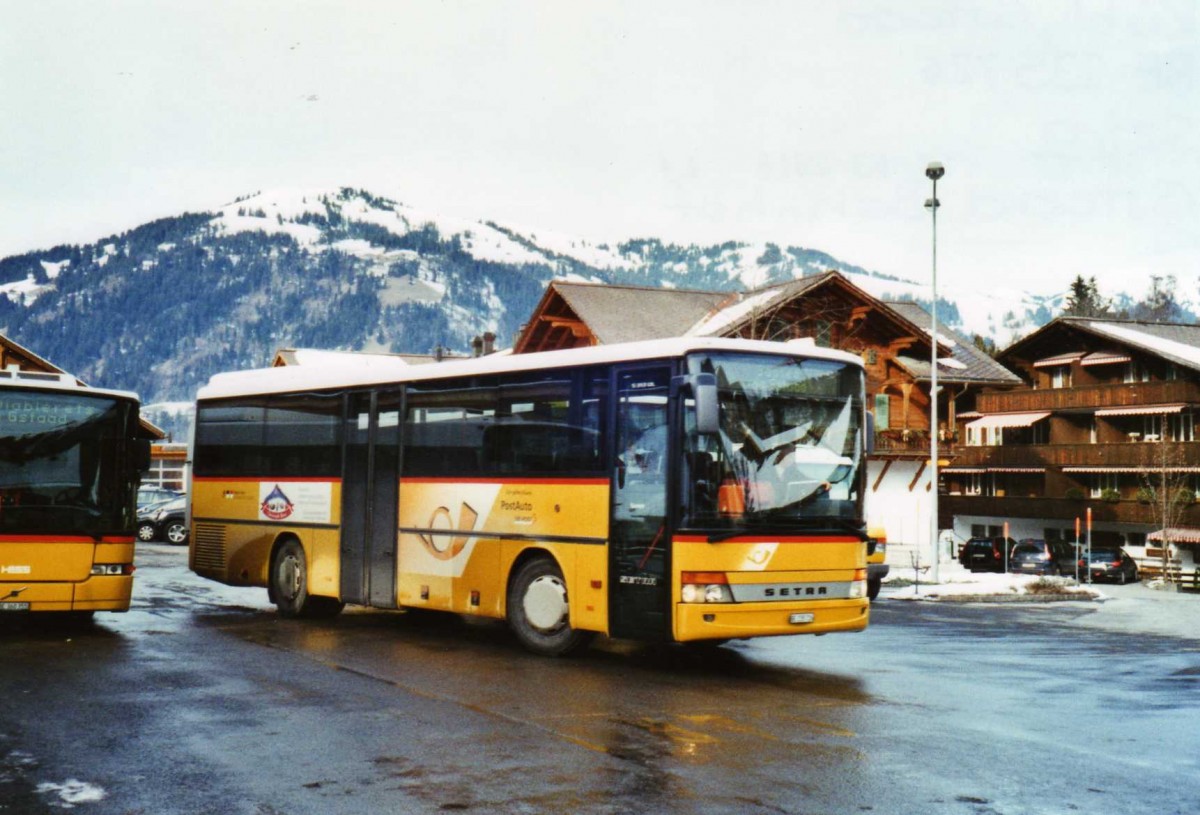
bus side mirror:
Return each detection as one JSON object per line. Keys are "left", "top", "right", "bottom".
{"left": 693, "top": 374, "right": 719, "bottom": 435}
{"left": 865, "top": 410, "right": 876, "bottom": 456}
{"left": 134, "top": 439, "right": 152, "bottom": 473}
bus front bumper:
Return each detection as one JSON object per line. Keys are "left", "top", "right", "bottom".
{"left": 675, "top": 598, "right": 869, "bottom": 642}
{"left": 0, "top": 577, "right": 133, "bottom": 613}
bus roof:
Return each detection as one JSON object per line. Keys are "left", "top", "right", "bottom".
{"left": 198, "top": 337, "right": 863, "bottom": 402}
{"left": 0, "top": 368, "right": 139, "bottom": 403}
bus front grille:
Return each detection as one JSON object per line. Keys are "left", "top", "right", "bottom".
{"left": 192, "top": 523, "right": 228, "bottom": 573}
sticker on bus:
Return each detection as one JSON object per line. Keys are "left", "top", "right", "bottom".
{"left": 256, "top": 482, "right": 333, "bottom": 524}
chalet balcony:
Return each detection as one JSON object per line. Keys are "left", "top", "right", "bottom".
{"left": 939, "top": 494, "right": 1200, "bottom": 527}
{"left": 976, "top": 380, "right": 1200, "bottom": 414}
{"left": 949, "top": 441, "right": 1200, "bottom": 469}
{"left": 873, "top": 429, "right": 961, "bottom": 459}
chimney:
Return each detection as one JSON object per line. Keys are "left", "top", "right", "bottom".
{"left": 472, "top": 336, "right": 484, "bottom": 357}
{"left": 483, "top": 332, "right": 496, "bottom": 356}
{"left": 435, "top": 345, "right": 444, "bottom": 362}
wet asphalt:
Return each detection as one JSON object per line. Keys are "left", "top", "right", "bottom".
{"left": 1, "top": 545, "right": 1197, "bottom": 815}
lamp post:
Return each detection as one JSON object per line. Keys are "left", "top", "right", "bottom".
{"left": 926, "top": 162, "right": 944, "bottom": 583}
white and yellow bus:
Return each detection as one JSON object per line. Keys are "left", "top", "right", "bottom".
{"left": 189, "top": 337, "right": 872, "bottom": 655}
{"left": 0, "top": 370, "right": 149, "bottom": 619}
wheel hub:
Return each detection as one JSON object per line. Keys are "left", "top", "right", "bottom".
{"left": 522, "top": 575, "right": 568, "bottom": 632}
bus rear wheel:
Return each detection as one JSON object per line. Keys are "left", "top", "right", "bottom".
{"left": 508, "top": 557, "right": 592, "bottom": 657}
{"left": 271, "top": 539, "right": 343, "bottom": 619}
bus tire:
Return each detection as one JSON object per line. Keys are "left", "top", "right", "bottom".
{"left": 507, "top": 557, "right": 592, "bottom": 657}
{"left": 270, "top": 539, "right": 343, "bottom": 619}
{"left": 867, "top": 577, "right": 882, "bottom": 601}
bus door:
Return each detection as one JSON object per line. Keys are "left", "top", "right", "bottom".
{"left": 610, "top": 365, "right": 672, "bottom": 641}
{"left": 340, "top": 391, "right": 401, "bottom": 608}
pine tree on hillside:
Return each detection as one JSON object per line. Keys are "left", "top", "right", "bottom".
{"left": 1061, "top": 275, "right": 1111, "bottom": 318}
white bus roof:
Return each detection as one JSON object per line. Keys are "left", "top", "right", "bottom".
{"left": 0, "top": 368, "right": 139, "bottom": 403}
{"left": 198, "top": 337, "right": 863, "bottom": 401}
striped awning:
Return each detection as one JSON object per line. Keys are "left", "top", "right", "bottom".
{"left": 966, "top": 412, "right": 1051, "bottom": 430}
{"left": 1094, "top": 404, "right": 1188, "bottom": 417}
{"left": 957, "top": 411, "right": 982, "bottom": 419}
{"left": 1080, "top": 351, "right": 1132, "bottom": 367}
{"left": 987, "top": 467, "right": 1046, "bottom": 473}
{"left": 1033, "top": 351, "right": 1085, "bottom": 368}
{"left": 942, "top": 467, "right": 986, "bottom": 474}
{"left": 1062, "top": 466, "right": 1200, "bottom": 474}
{"left": 1148, "top": 528, "right": 1200, "bottom": 543}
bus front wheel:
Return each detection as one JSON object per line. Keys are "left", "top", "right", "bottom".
{"left": 271, "top": 539, "right": 343, "bottom": 619}
{"left": 507, "top": 557, "right": 592, "bottom": 657}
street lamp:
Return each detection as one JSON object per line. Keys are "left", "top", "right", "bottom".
{"left": 926, "top": 162, "right": 944, "bottom": 583}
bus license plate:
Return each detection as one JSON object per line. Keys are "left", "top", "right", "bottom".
{"left": 0, "top": 602, "right": 30, "bottom": 611}
{"left": 789, "top": 612, "right": 815, "bottom": 625}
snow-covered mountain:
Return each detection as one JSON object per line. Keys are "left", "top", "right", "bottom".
{"left": 0, "top": 186, "right": 1076, "bottom": 420}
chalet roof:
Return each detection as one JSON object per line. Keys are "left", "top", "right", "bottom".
{"left": 885, "top": 301, "right": 1022, "bottom": 386}
{"left": 684, "top": 273, "right": 831, "bottom": 337}
{"left": 1003, "top": 318, "right": 1200, "bottom": 374}
{"left": 552, "top": 282, "right": 730, "bottom": 344}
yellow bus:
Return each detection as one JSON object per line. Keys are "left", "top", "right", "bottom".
{"left": 0, "top": 370, "right": 150, "bottom": 619}
{"left": 189, "top": 337, "right": 872, "bottom": 654}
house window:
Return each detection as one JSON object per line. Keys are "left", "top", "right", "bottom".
{"left": 965, "top": 473, "right": 995, "bottom": 497}
{"left": 873, "top": 393, "right": 890, "bottom": 430}
{"left": 970, "top": 524, "right": 987, "bottom": 538}
{"left": 1143, "top": 415, "right": 1164, "bottom": 440}
{"left": 1050, "top": 365, "right": 1071, "bottom": 389}
{"left": 1168, "top": 411, "right": 1194, "bottom": 442}
{"left": 1123, "top": 360, "right": 1149, "bottom": 383}
{"left": 813, "top": 320, "right": 832, "bottom": 347}
{"left": 1090, "top": 472, "right": 1119, "bottom": 498}
{"left": 1089, "top": 417, "right": 1098, "bottom": 444}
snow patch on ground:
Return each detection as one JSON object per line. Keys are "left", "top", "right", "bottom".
{"left": 883, "top": 560, "right": 1200, "bottom": 640}
{"left": 36, "top": 779, "right": 107, "bottom": 807}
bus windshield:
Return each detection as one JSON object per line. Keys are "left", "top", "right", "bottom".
{"left": 682, "top": 352, "right": 866, "bottom": 534}
{"left": 0, "top": 391, "right": 134, "bottom": 536}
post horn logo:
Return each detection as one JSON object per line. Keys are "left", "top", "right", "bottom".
{"left": 418, "top": 502, "right": 479, "bottom": 560}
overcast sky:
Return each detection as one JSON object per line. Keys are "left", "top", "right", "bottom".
{"left": 2, "top": 1, "right": 1196, "bottom": 297}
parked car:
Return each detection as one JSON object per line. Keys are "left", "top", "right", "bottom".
{"left": 958, "top": 537, "right": 1018, "bottom": 573}
{"left": 137, "top": 486, "right": 182, "bottom": 512}
{"left": 1079, "top": 547, "right": 1139, "bottom": 584}
{"left": 1009, "top": 539, "right": 1078, "bottom": 576}
{"left": 136, "top": 495, "right": 188, "bottom": 545}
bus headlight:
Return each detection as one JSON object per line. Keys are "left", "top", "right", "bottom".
{"left": 91, "top": 564, "right": 134, "bottom": 576}
{"left": 681, "top": 572, "right": 733, "bottom": 603}
{"left": 849, "top": 568, "right": 867, "bottom": 599}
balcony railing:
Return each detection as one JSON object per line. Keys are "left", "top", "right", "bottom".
{"left": 977, "top": 380, "right": 1200, "bottom": 414}
{"left": 949, "top": 441, "right": 1200, "bottom": 469}
{"left": 873, "top": 430, "right": 960, "bottom": 458}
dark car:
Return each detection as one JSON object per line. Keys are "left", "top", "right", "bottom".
{"left": 958, "top": 537, "right": 1018, "bottom": 573}
{"left": 1079, "top": 547, "right": 1139, "bottom": 584}
{"left": 136, "top": 495, "right": 188, "bottom": 545}
{"left": 1009, "top": 539, "right": 1078, "bottom": 576}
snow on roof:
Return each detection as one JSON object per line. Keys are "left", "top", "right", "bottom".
{"left": 1085, "top": 321, "right": 1200, "bottom": 370}
{"left": 685, "top": 288, "right": 784, "bottom": 337}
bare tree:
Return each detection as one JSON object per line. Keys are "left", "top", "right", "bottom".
{"left": 1139, "top": 434, "right": 1195, "bottom": 585}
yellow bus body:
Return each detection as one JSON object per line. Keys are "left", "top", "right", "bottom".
{"left": 0, "top": 537, "right": 135, "bottom": 613}
{"left": 191, "top": 475, "right": 868, "bottom": 641}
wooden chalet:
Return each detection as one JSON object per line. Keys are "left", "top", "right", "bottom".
{"left": 943, "top": 317, "right": 1200, "bottom": 585}
{"left": 514, "top": 272, "right": 1023, "bottom": 562}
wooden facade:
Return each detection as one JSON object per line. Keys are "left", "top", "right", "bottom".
{"left": 943, "top": 317, "right": 1200, "bottom": 578}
